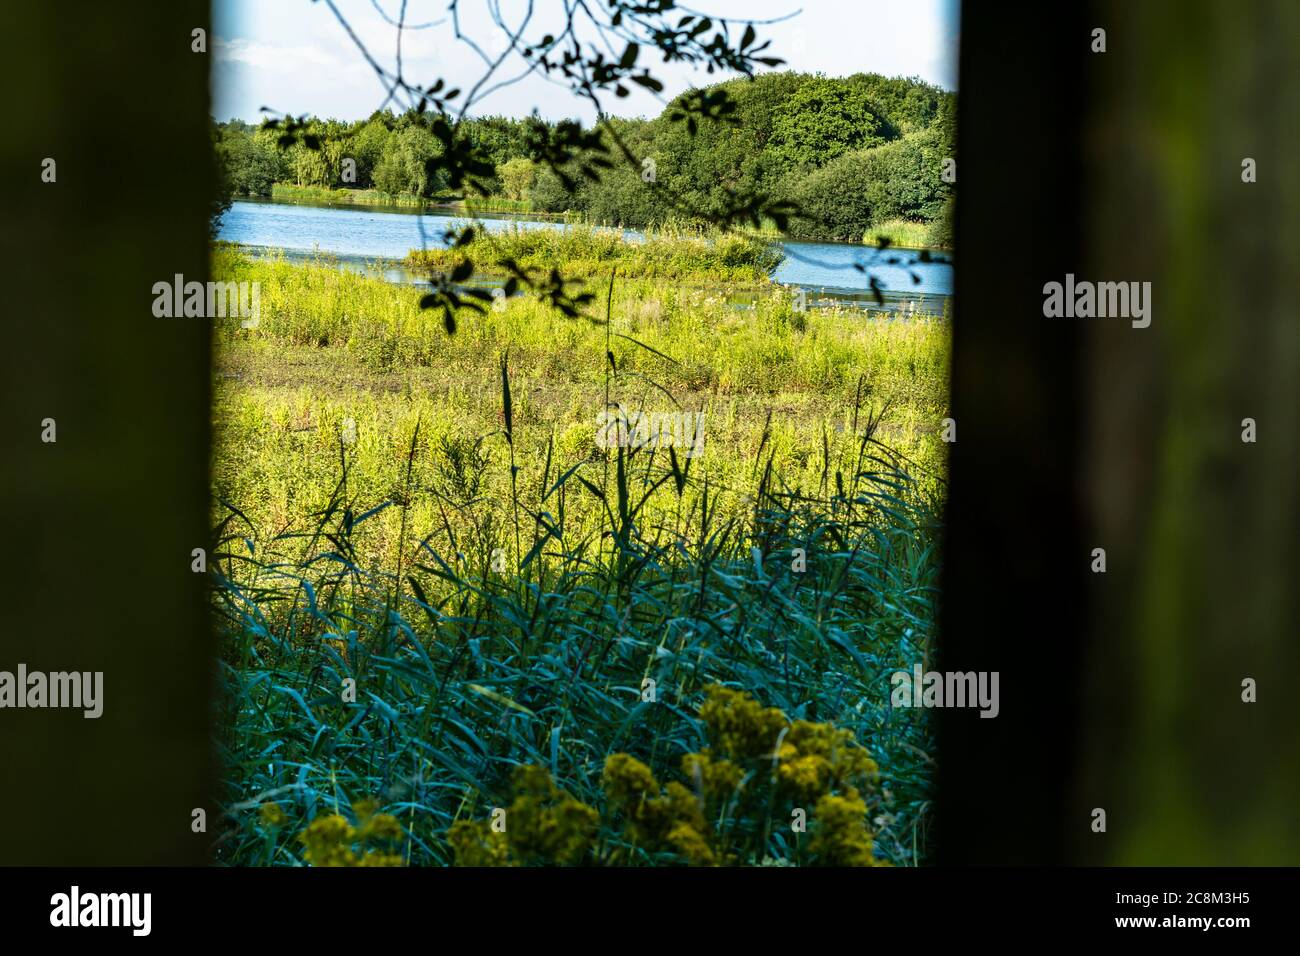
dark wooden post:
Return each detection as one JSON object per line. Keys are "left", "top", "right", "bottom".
{"left": 1075, "top": 0, "right": 1300, "bottom": 865}
{"left": 940, "top": 0, "right": 1300, "bottom": 864}
{"left": 936, "top": 4, "right": 1091, "bottom": 864}
{"left": 0, "top": 3, "right": 213, "bottom": 863}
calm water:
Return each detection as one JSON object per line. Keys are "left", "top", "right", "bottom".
{"left": 217, "top": 199, "right": 952, "bottom": 310}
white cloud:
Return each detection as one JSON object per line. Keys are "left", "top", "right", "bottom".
{"left": 212, "top": 0, "right": 959, "bottom": 123}
{"left": 214, "top": 37, "right": 342, "bottom": 72}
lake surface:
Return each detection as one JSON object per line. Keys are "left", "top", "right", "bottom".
{"left": 217, "top": 199, "right": 952, "bottom": 312}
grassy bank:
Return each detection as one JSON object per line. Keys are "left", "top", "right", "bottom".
{"left": 864, "top": 219, "right": 950, "bottom": 251}
{"left": 405, "top": 223, "right": 785, "bottom": 284}
{"left": 270, "top": 182, "right": 432, "bottom": 208}
{"left": 211, "top": 247, "right": 948, "bottom": 866}
{"left": 459, "top": 195, "right": 542, "bottom": 216}
{"left": 269, "top": 182, "right": 562, "bottom": 219}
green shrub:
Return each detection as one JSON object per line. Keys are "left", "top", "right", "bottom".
{"left": 787, "top": 129, "right": 952, "bottom": 241}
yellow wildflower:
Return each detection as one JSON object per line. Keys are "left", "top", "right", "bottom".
{"left": 808, "top": 789, "right": 879, "bottom": 867}
{"left": 698, "top": 685, "right": 787, "bottom": 760}
{"left": 602, "top": 753, "right": 660, "bottom": 806}
{"left": 451, "top": 766, "right": 599, "bottom": 866}
{"left": 299, "top": 814, "right": 359, "bottom": 867}
{"left": 775, "top": 745, "right": 832, "bottom": 800}
{"left": 447, "top": 820, "right": 514, "bottom": 867}
{"left": 297, "top": 801, "right": 409, "bottom": 867}
{"left": 358, "top": 812, "right": 405, "bottom": 844}
{"left": 682, "top": 750, "right": 744, "bottom": 800}
{"left": 777, "top": 720, "right": 878, "bottom": 800}
{"left": 507, "top": 788, "right": 600, "bottom": 866}
{"left": 666, "top": 823, "right": 715, "bottom": 866}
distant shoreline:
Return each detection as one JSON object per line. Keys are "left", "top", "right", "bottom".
{"left": 244, "top": 187, "right": 951, "bottom": 253}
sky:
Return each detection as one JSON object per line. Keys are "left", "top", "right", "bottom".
{"left": 212, "top": 0, "right": 959, "bottom": 124}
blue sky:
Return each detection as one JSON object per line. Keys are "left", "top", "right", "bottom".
{"left": 212, "top": 0, "right": 959, "bottom": 123}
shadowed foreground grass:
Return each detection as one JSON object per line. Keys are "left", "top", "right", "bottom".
{"left": 213, "top": 436, "right": 939, "bottom": 866}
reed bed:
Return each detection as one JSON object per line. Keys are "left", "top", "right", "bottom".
{"left": 211, "top": 245, "right": 948, "bottom": 866}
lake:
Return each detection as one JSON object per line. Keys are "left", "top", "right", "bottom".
{"left": 217, "top": 199, "right": 953, "bottom": 313}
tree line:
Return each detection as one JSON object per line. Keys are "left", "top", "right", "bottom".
{"left": 214, "top": 71, "right": 955, "bottom": 244}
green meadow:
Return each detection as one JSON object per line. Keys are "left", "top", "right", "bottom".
{"left": 211, "top": 230, "right": 949, "bottom": 867}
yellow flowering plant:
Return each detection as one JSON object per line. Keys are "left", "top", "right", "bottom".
{"left": 444, "top": 685, "right": 887, "bottom": 867}
{"left": 447, "top": 764, "right": 599, "bottom": 867}
{"left": 639, "top": 685, "right": 886, "bottom": 865}
{"left": 297, "top": 798, "right": 408, "bottom": 867}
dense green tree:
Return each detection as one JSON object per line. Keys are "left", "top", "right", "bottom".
{"left": 529, "top": 163, "right": 577, "bottom": 212}
{"left": 497, "top": 157, "right": 536, "bottom": 200}
{"left": 848, "top": 73, "right": 947, "bottom": 134}
{"left": 210, "top": 121, "right": 232, "bottom": 236}
{"left": 575, "top": 119, "right": 665, "bottom": 225}
{"left": 785, "top": 127, "right": 951, "bottom": 241}
{"left": 769, "top": 77, "right": 895, "bottom": 171}
{"left": 373, "top": 124, "right": 445, "bottom": 197}
{"left": 466, "top": 115, "right": 534, "bottom": 170}
{"left": 351, "top": 116, "right": 392, "bottom": 188}
{"left": 287, "top": 139, "right": 331, "bottom": 187}
{"left": 784, "top": 149, "right": 875, "bottom": 241}
{"left": 215, "top": 123, "right": 283, "bottom": 197}
{"left": 646, "top": 73, "right": 799, "bottom": 222}
{"left": 312, "top": 119, "right": 354, "bottom": 185}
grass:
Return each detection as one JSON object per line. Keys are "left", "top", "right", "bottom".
{"left": 269, "top": 183, "right": 563, "bottom": 219}
{"left": 459, "top": 195, "right": 543, "bottom": 216}
{"left": 271, "top": 183, "right": 433, "bottom": 208}
{"left": 405, "top": 222, "right": 785, "bottom": 284}
{"left": 210, "top": 244, "right": 949, "bottom": 866}
{"left": 863, "top": 219, "right": 945, "bottom": 251}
